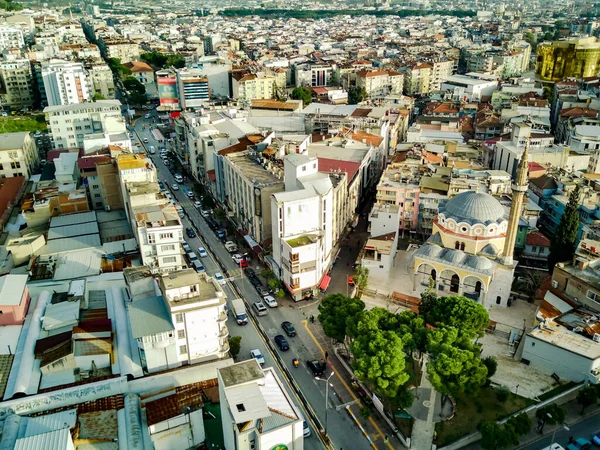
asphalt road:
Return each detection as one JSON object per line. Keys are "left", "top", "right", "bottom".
{"left": 132, "top": 113, "right": 379, "bottom": 450}
{"left": 517, "top": 411, "right": 600, "bottom": 450}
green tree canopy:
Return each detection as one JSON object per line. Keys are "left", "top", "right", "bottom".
{"left": 0, "top": 0, "right": 23, "bottom": 11}
{"left": 353, "top": 265, "right": 369, "bottom": 293}
{"left": 479, "top": 420, "right": 514, "bottom": 450}
{"left": 348, "top": 86, "right": 367, "bottom": 104}
{"left": 229, "top": 336, "right": 242, "bottom": 356}
{"left": 107, "top": 58, "right": 131, "bottom": 79}
{"left": 535, "top": 403, "right": 566, "bottom": 433}
{"left": 124, "top": 76, "right": 146, "bottom": 95}
{"left": 427, "top": 343, "right": 488, "bottom": 396}
{"left": 549, "top": 184, "right": 581, "bottom": 272}
{"left": 576, "top": 386, "right": 598, "bottom": 413}
{"left": 141, "top": 51, "right": 186, "bottom": 69}
{"left": 290, "top": 87, "right": 312, "bottom": 106}
{"left": 422, "top": 295, "right": 489, "bottom": 341}
{"left": 317, "top": 294, "right": 365, "bottom": 342}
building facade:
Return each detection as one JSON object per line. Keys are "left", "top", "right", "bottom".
{"left": 41, "top": 60, "right": 92, "bottom": 106}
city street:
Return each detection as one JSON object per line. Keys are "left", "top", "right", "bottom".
{"left": 517, "top": 411, "right": 600, "bottom": 450}
{"left": 133, "top": 113, "right": 386, "bottom": 450}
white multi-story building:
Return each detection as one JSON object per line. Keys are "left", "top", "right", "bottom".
{"left": 271, "top": 154, "right": 333, "bottom": 301}
{"left": 295, "top": 62, "right": 333, "bottom": 87}
{"left": 0, "top": 58, "right": 34, "bottom": 109}
{"left": 441, "top": 72, "right": 499, "bottom": 102}
{"left": 403, "top": 62, "right": 432, "bottom": 96}
{"left": 232, "top": 71, "right": 276, "bottom": 102}
{"left": 44, "top": 100, "right": 125, "bottom": 149}
{"left": 0, "top": 132, "right": 39, "bottom": 179}
{"left": 430, "top": 60, "right": 456, "bottom": 92}
{"left": 218, "top": 360, "right": 304, "bottom": 450}
{"left": 0, "top": 26, "right": 24, "bottom": 50}
{"left": 41, "top": 59, "right": 92, "bottom": 106}
{"left": 159, "top": 269, "right": 229, "bottom": 364}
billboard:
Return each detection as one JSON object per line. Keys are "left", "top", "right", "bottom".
{"left": 158, "top": 77, "right": 179, "bottom": 105}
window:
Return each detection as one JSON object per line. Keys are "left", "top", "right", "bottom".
{"left": 236, "top": 404, "right": 246, "bottom": 412}
{"left": 95, "top": 202, "right": 103, "bottom": 208}
{"left": 161, "top": 244, "right": 175, "bottom": 252}
{"left": 10, "top": 162, "right": 20, "bottom": 169}
{"left": 147, "top": 234, "right": 155, "bottom": 244}
{"left": 587, "top": 290, "right": 598, "bottom": 302}
{"left": 531, "top": 246, "right": 537, "bottom": 252}
{"left": 496, "top": 296, "right": 501, "bottom": 305}
{"left": 177, "top": 329, "right": 185, "bottom": 339}
{"left": 92, "top": 184, "right": 99, "bottom": 189}
{"left": 179, "top": 345, "right": 187, "bottom": 355}
{"left": 163, "top": 256, "right": 177, "bottom": 264}
{"left": 175, "top": 313, "right": 183, "bottom": 323}
{"left": 159, "top": 233, "right": 174, "bottom": 240}
{"left": 94, "top": 193, "right": 101, "bottom": 198}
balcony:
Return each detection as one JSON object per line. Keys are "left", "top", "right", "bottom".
{"left": 219, "top": 325, "right": 229, "bottom": 338}
{"left": 218, "top": 312, "right": 228, "bottom": 323}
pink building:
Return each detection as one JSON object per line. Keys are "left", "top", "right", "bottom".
{"left": 375, "top": 163, "right": 421, "bottom": 232}
{"left": 0, "top": 274, "right": 30, "bottom": 326}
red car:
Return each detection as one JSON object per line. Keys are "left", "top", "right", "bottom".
{"left": 347, "top": 276, "right": 355, "bottom": 286}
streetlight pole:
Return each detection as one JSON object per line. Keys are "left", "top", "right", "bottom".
{"left": 547, "top": 413, "right": 569, "bottom": 445}
{"left": 316, "top": 372, "right": 335, "bottom": 437}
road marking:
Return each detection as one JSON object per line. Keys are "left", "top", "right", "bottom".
{"left": 302, "top": 320, "right": 394, "bottom": 449}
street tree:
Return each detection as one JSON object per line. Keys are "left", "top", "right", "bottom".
{"left": 422, "top": 295, "right": 489, "bottom": 341}
{"left": 535, "top": 403, "right": 566, "bottom": 433}
{"left": 290, "top": 87, "right": 312, "bottom": 106}
{"left": 479, "top": 420, "right": 512, "bottom": 450}
{"left": 229, "top": 336, "right": 242, "bottom": 357}
{"left": 427, "top": 343, "right": 488, "bottom": 397}
{"left": 317, "top": 294, "right": 365, "bottom": 342}
{"left": 549, "top": 184, "right": 581, "bottom": 272}
{"left": 506, "top": 413, "right": 531, "bottom": 438}
{"left": 353, "top": 265, "right": 369, "bottom": 293}
{"left": 351, "top": 328, "right": 410, "bottom": 398}
{"left": 348, "top": 86, "right": 367, "bottom": 104}
{"left": 483, "top": 356, "right": 498, "bottom": 379}
{"left": 576, "top": 386, "right": 598, "bottom": 414}
{"left": 418, "top": 277, "right": 438, "bottom": 318}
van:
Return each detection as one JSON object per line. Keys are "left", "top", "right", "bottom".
{"left": 149, "top": 145, "right": 156, "bottom": 154}
{"left": 187, "top": 252, "right": 198, "bottom": 261}
{"left": 192, "top": 260, "right": 205, "bottom": 273}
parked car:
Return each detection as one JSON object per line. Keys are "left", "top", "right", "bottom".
{"left": 214, "top": 272, "right": 226, "bottom": 285}
{"left": 174, "top": 174, "right": 183, "bottom": 183}
{"left": 263, "top": 295, "right": 278, "bottom": 308}
{"left": 306, "top": 359, "right": 325, "bottom": 378}
{"left": 250, "top": 349, "right": 265, "bottom": 366}
{"left": 194, "top": 200, "right": 202, "bottom": 208}
{"left": 256, "top": 285, "right": 270, "bottom": 297}
{"left": 198, "top": 247, "right": 208, "bottom": 258}
{"left": 186, "top": 227, "right": 196, "bottom": 238}
{"left": 303, "top": 421, "right": 311, "bottom": 437}
{"left": 182, "top": 242, "right": 191, "bottom": 253}
{"left": 192, "top": 260, "right": 205, "bottom": 273}
{"left": 281, "top": 321, "right": 297, "bottom": 337}
{"left": 567, "top": 438, "right": 592, "bottom": 450}
{"left": 592, "top": 432, "right": 600, "bottom": 445}
{"left": 201, "top": 209, "right": 212, "bottom": 218}
{"left": 171, "top": 183, "right": 179, "bottom": 191}
{"left": 245, "top": 268, "right": 256, "bottom": 278}
{"left": 252, "top": 301, "right": 268, "bottom": 316}
{"left": 274, "top": 335, "right": 289, "bottom": 351}
{"left": 215, "top": 229, "right": 226, "bottom": 240}
{"left": 186, "top": 191, "right": 194, "bottom": 198}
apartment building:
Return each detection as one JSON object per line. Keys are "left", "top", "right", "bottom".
{"left": 430, "top": 59, "right": 456, "bottom": 92}
{"left": 44, "top": 100, "right": 125, "bottom": 149}
{"left": 87, "top": 63, "right": 115, "bottom": 99}
{"left": 159, "top": 269, "right": 229, "bottom": 364}
{"left": 0, "top": 26, "right": 24, "bottom": 50}
{"left": 375, "top": 163, "right": 421, "bottom": 233}
{"left": 0, "top": 132, "right": 39, "bottom": 179}
{"left": 156, "top": 68, "right": 209, "bottom": 110}
{"left": 98, "top": 38, "right": 140, "bottom": 63}
{"left": 0, "top": 58, "right": 34, "bottom": 109}
{"left": 295, "top": 62, "right": 333, "bottom": 87}
{"left": 231, "top": 71, "right": 276, "bottom": 102}
{"left": 41, "top": 59, "right": 92, "bottom": 107}
{"left": 218, "top": 361, "right": 304, "bottom": 450}
{"left": 223, "top": 150, "right": 284, "bottom": 245}
{"left": 355, "top": 69, "right": 403, "bottom": 99}
{"left": 271, "top": 154, "right": 333, "bottom": 301}
{"left": 403, "top": 62, "right": 432, "bottom": 96}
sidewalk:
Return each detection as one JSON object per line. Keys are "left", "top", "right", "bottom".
{"left": 514, "top": 399, "right": 600, "bottom": 449}
{"left": 304, "top": 318, "right": 400, "bottom": 450}
{"left": 409, "top": 355, "right": 437, "bottom": 450}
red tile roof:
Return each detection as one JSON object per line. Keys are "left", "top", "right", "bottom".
{"left": 528, "top": 161, "right": 546, "bottom": 173}
{"left": 78, "top": 155, "right": 111, "bottom": 170}
{"left": 526, "top": 231, "right": 551, "bottom": 247}
{"left": 317, "top": 158, "right": 361, "bottom": 184}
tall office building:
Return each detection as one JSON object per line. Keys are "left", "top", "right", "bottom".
{"left": 41, "top": 59, "right": 92, "bottom": 106}
{"left": 536, "top": 37, "right": 600, "bottom": 81}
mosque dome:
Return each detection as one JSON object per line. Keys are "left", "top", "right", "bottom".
{"left": 440, "top": 191, "right": 506, "bottom": 225}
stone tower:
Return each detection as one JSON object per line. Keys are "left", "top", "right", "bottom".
{"left": 502, "top": 138, "right": 530, "bottom": 264}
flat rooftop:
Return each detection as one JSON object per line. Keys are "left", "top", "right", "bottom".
{"left": 226, "top": 152, "right": 283, "bottom": 187}
{"left": 219, "top": 359, "right": 264, "bottom": 388}
{"left": 160, "top": 270, "right": 221, "bottom": 304}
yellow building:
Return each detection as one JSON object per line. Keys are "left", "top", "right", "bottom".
{"left": 536, "top": 37, "right": 600, "bottom": 81}
{"left": 409, "top": 140, "right": 531, "bottom": 307}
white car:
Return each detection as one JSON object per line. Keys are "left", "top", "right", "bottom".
{"left": 171, "top": 183, "right": 179, "bottom": 191}
{"left": 232, "top": 254, "right": 244, "bottom": 264}
{"left": 263, "top": 295, "right": 278, "bottom": 308}
{"left": 250, "top": 349, "right": 265, "bottom": 366}
{"left": 198, "top": 247, "right": 208, "bottom": 258}
{"left": 214, "top": 272, "right": 226, "bottom": 285}
{"left": 194, "top": 200, "right": 202, "bottom": 208}
{"left": 144, "top": 113, "right": 151, "bottom": 119}
{"left": 201, "top": 209, "right": 211, "bottom": 218}
{"left": 186, "top": 191, "right": 194, "bottom": 198}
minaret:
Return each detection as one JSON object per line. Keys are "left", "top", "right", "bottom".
{"left": 501, "top": 138, "right": 530, "bottom": 264}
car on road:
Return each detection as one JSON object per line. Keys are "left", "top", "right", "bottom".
{"left": 567, "top": 438, "right": 592, "bottom": 450}
{"left": 213, "top": 272, "right": 226, "bottom": 285}
{"left": 182, "top": 242, "right": 191, "bottom": 253}
{"left": 143, "top": 138, "right": 149, "bottom": 143}
{"left": 194, "top": 200, "right": 202, "bottom": 208}
{"left": 186, "top": 191, "right": 194, "bottom": 198}
{"left": 206, "top": 218, "right": 218, "bottom": 231}
{"left": 232, "top": 254, "right": 245, "bottom": 264}
{"left": 186, "top": 227, "right": 196, "bottom": 238}
{"left": 252, "top": 301, "right": 268, "bottom": 316}
{"left": 274, "top": 335, "right": 289, "bottom": 351}
{"left": 263, "top": 295, "right": 278, "bottom": 308}
{"left": 192, "top": 260, "right": 205, "bottom": 273}
{"left": 249, "top": 277, "right": 262, "bottom": 288}
{"left": 171, "top": 183, "right": 179, "bottom": 191}
{"left": 593, "top": 432, "right": 600, "bottom": 445}
{"left": 303, "top": 421, "right": 311, "bottom": 437}
{"left": 250, "top": 349, "right": 265, "bottom": 366}
{"left": 174, "top": 174, "right": 184, "bottom": 183}
{"left": 281, "top": 321, "right": 297, "bottom": 337}
{"left": 306, "top": 360, "right": 326, "bottom": 378}
{"left": 201, "top": 209, "right": 212, "bottom": 218}
{"left": 256, "top": 284, "right": 270, "bottom": 297}
{"left": 245, "top": 268, "right": 256, "bottom": 278}
{"left": 215, "top": 229, "right": 226, "bottom": 241}
{"left": 348, "top": 275, "right": 355, "bottom": 286}
{"left": 198, "top": 247, "right": 208, "bottom": 258}
{"left": 144, "top": 113, "right": 151, "bottom": 119}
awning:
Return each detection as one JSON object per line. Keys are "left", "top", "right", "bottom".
{"left": 319, "top": 275, "right": 331, "bottom": 291}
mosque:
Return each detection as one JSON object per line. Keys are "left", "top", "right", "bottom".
{"left": 409, "top": 139, "right": 530, "bottom": 308}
